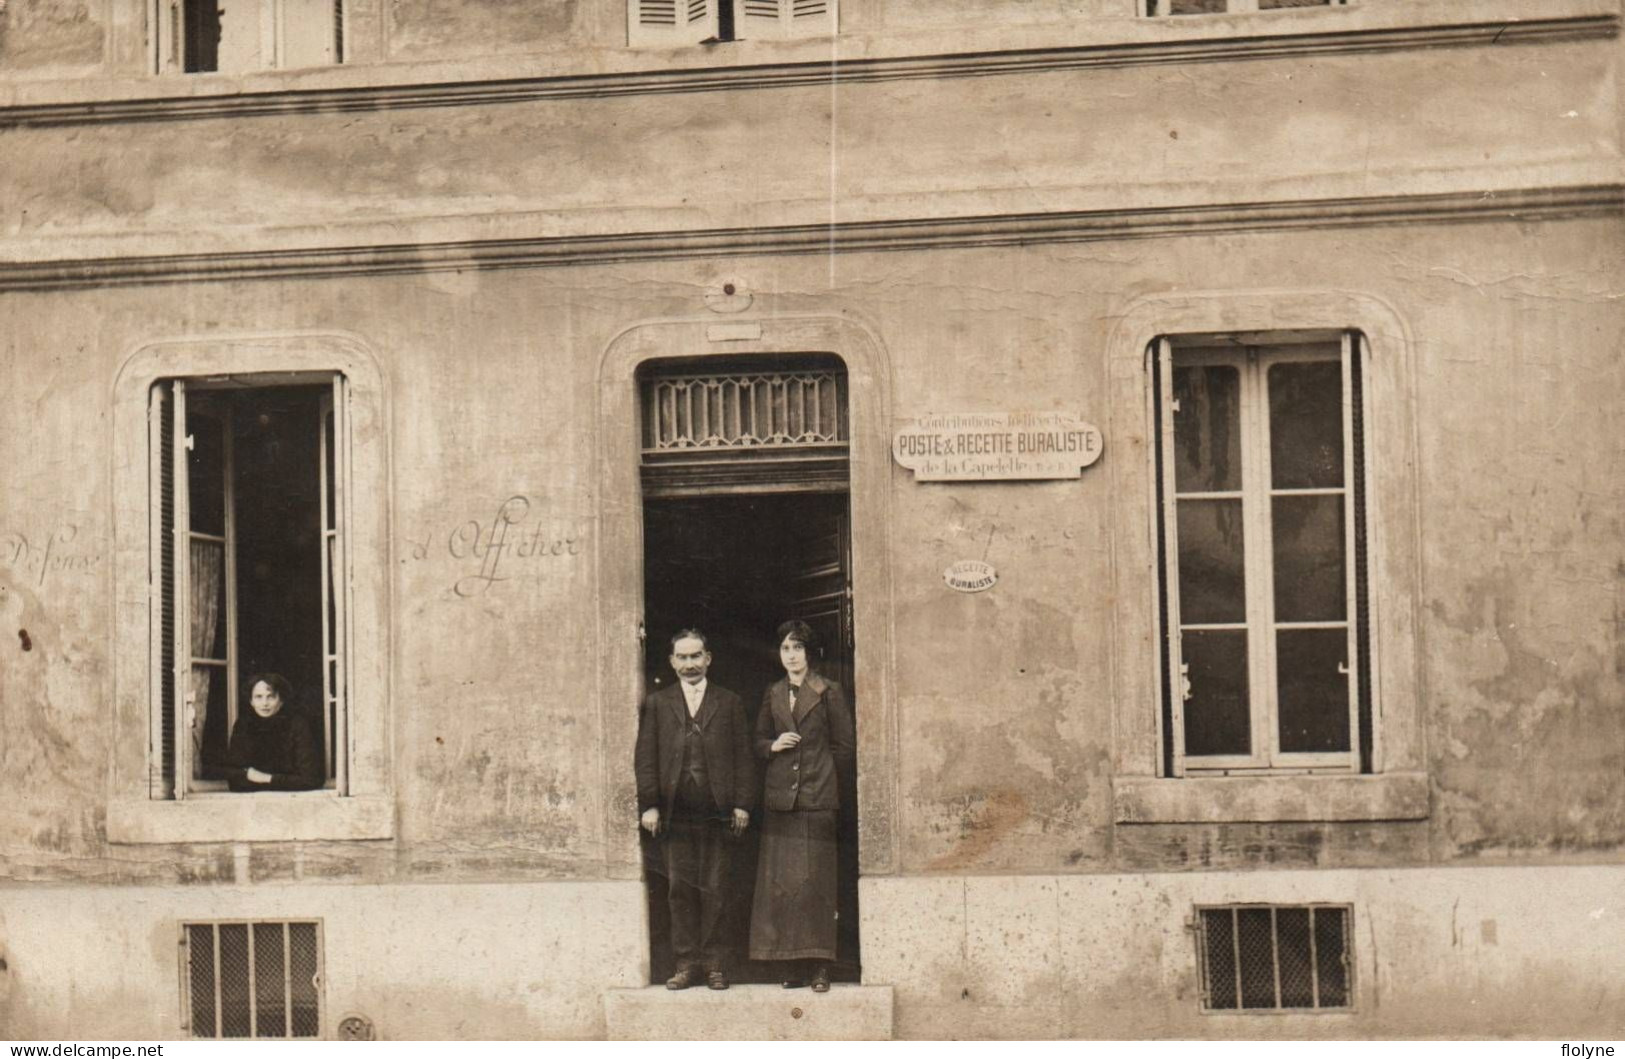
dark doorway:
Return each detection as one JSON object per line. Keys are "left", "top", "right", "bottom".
{"left": 642, "top": 491, "right": 861, "bottom": 985}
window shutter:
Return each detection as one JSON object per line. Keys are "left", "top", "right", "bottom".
{"left": 628, "top": 0, "right": 720, "bottom": 47}
{"left": 278, "top": 0, "right": 339, "bottom": 68}
{"left": 736, "top": 0, "right": 835, "bottom": 40}
{"left": 170, "top": 380, "right": 193, "bottom": 797}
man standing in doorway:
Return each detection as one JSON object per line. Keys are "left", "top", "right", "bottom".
{"left": 635, "top": 628, "right": 756, "bottom": 990}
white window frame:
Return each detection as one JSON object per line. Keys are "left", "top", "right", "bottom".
{"left": 1157, "top": 334, "right": 1365, "bottom": 776}
{"left": 109, "top": 334, "right": 392, "bottom": 844}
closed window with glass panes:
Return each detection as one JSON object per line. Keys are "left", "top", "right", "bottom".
{"left": 1195, "top": 904, "right": 1352, "bottom": 1012}
{"left": 181, "top": 920, "right": 323, "bottom": 1038}
{"left": 1153, "top": 333, "right": 1372, "bottom": 775}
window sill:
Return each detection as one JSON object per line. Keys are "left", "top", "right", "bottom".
{"left": 106, "top": 793, "right": 394, "bottom": 844}
{"left": 1112, "top": 772, "right": 1428, "bottom": 824}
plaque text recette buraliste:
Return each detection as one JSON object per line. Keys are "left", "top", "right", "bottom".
{"left": 893, "top": 411, "right": 1103, "bottom": 481}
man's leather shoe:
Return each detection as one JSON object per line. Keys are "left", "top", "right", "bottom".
{"left": 810, "top": 965, "right": 831, "bottom": 993}
{"left": 706, "top": 970, "right": 729, "bottom": 990}
{"left": 666, "top": 966, "right": 701, "bottom": 990}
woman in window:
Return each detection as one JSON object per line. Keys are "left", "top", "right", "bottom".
{"left": 212, "top": 673, "right": 322, "bottom": 792}
{"left": 749, "top": 620, "right": 855, "bottom": 991}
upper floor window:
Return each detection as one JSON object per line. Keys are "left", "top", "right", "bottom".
{"left": 1153, "top": 332, "right": 1371, "bottom": 775}
{"left": 149, "top": 372, "right": 352, "bottom": 799}
{"left": 155, "top": 0, "right": 344, "bottom": 73}
{"left": 628, "top": 0, "right": 835, "bottom": 47}
{"left": 1142, "top": 0, "right": 1347, "bottom": 15}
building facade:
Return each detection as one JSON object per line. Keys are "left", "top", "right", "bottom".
{"left": 1, "top": 0, "right": 1622, "bottom": 1040}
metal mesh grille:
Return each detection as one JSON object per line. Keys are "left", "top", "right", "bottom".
{"left": 185, "top": 921, "right": 321, "bottom": 1039}
{"left": 253, "top": 923, "right": 287, "bottom": 1038}
{"left": 643, "top": 371, "right": 847, "bottom": 451}
{"left": 185, "top": 925, "right": 216, "bottom": 1037}
{"left": 1197, "top": 905, "right": 1352, "bottom": 1011}
{"left": 1275, "top": 907, "right": 1314, "bottom": 1007}
{"left": 1235, "top": 908, "right": 1276, "bottom": 1008}
{"left": 639, "top": 0, "right": 677, "bottom": 24}
{"left": 217, "top": 924, "right": 251, "bottom": 1038}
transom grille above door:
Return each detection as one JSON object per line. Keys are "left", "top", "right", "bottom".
{"left": 638, "top": 355, "right": 849, "bottom": 497}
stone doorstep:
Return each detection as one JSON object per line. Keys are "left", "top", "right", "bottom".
{"left": 603, "top": 984, "right": 894, "bottom": 1041}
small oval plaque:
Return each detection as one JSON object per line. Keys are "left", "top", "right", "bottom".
{"left": 944, "top": 560, "right": 998, "bottom": 593}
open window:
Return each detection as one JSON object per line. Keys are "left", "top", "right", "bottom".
{"left": 148, "top": 373, "right": 351, "bottom": 799}
{"left": 155, "top": 0, "right": 344, "bottom": 74}
{"left": 627, "top": 0, "right": 835, "bottom": 47}
{"left": 1141, "top": 0, "right": 1346, "bottom": 15}
{"left": 1153, "top": 332, "right": 1371, "bottom": 776}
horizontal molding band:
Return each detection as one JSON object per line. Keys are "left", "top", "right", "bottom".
{"left": 0, "top": 13, "right": 1614, "bottom": 129}
{"left": 1, "top": 184, "right": 1619, "bottom": 292}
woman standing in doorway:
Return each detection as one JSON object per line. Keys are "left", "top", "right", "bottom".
{"left": 749, "top": 620, "right": 856, "bottom": 991}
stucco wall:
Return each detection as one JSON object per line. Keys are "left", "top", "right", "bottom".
{"left": 1, "top": 216, "right": 1620, "bottom": 885}
{"left": 3, "top": 866, "right": 1620, "bottom": 1039}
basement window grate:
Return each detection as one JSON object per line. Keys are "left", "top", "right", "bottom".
{"left": 1195, "top": 904, "right": 1352, "bottom": 1012}
{"left": 181, "top": 920, "right": 323, "bottom": 1039}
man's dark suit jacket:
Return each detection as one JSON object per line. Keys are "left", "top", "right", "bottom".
{"left": 635, "top": 681, "right": 757, "bottom": 815}
{"left": 754, "top": 672, "right": 855, "bottom": 813}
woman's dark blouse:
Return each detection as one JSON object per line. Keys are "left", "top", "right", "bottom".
{"left": 213, "top": 710, "right": 323, "bottom": 792}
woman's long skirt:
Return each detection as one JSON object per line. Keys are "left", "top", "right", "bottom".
{"left": 749, "top": 808, "right": 839, "bottom": 961}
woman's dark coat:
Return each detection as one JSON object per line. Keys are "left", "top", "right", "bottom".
{"left": 754, "top": 672, "right": 855, "bottom": 811}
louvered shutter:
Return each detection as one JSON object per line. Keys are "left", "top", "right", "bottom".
{"left": 169, "top": 381, "right": 194, "bottom": 796}
{"left": 319, "top": 376, "right": 350, "bottom": 793}
{"left": 735, "top": 0, "right": 835, "bottom": 40}
{"left": 628, "top": 0, "right": 720, "bottom": 46}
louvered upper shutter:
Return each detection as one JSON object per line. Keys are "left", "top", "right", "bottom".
{"left": 736, "top": 0, "right": 836, "bottom": 40}
{"left": 628, "top": 0, "right": 720, "bottom": 46}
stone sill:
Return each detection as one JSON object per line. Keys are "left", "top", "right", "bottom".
{"left": 105, "top": 793, "right": 394, "bottom": 844}
{"left": 1112, "top": 772, "right": 1429, "bottom": 824}
{"left": 604, "top": 984, "right": 894, "bottom": 1041}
